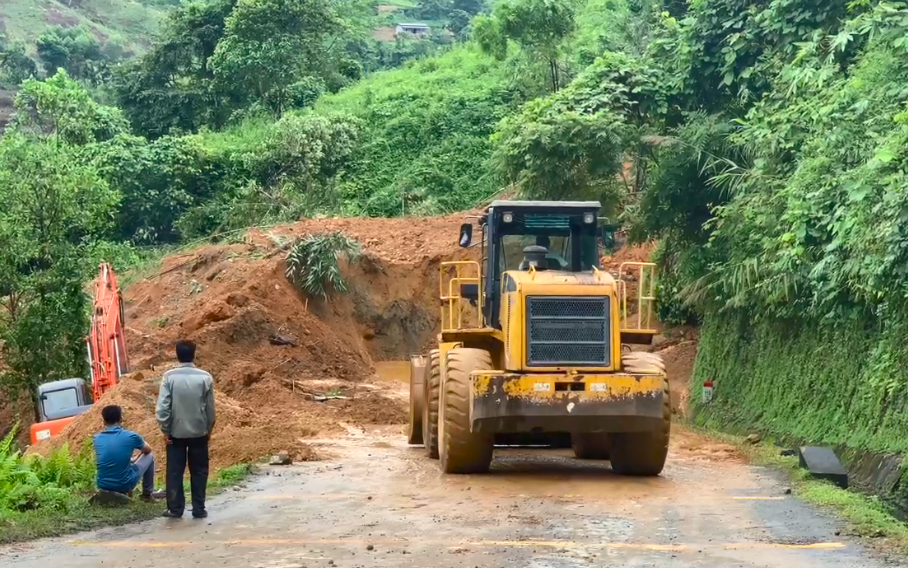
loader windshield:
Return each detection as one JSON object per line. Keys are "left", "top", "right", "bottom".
{"left": 497, "top": 213, "right": 599, "bottom": 273}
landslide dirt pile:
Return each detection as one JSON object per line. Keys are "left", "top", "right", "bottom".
{"left": 36, "top": 214, "right": 475, "bottom": 467}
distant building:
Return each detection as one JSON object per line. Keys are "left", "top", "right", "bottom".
{"left": 395, "top": 23, "right": 431, "bottom": 38}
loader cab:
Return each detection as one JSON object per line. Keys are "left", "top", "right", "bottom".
{"left": 459, "top": 200, "right": 602, "bottom": 330}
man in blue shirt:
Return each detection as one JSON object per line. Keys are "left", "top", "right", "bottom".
{"left": 93, "top": 405, "right": 161, "bottom": 501}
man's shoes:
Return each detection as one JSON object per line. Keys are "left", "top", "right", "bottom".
{"left": 192, "top": 509, "right": 208, "bottom": 519}
{"left": 140, "top": 490, "right": 166, "bottom": 503}
{"left": 162, "top": 509, "right": 183, "bottom": 518}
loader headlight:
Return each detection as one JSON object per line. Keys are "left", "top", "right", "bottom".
{"left": 583, "top": 212, "right": 595, "bottom": 224}
{"left": 503, "top": 212, "right": 514, "bottom": 223}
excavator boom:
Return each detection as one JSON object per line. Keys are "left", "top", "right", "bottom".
{"left": 87, "top": 263, "right": 129, "bottom": 401}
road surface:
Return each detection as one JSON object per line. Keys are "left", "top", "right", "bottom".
{"left": 0, "top": 427, "right": 896, "bottom": 568}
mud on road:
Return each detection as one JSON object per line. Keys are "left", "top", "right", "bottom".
{"left": 1, "top": 425, "right": 894, "bottom": 568}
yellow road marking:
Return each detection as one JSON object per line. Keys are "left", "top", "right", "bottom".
{"left": 724, "top": 542, "right": 846, "bottom": 550}
{"left": 69, "top": 538, "right": 847, "bottom": 552}
{"left": 609, "top": 543, "right": 688, "bottom": 552}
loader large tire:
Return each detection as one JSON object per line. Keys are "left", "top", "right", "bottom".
{"left": 422, "top": 350, "right": 441, "bottom": 459}
{"left": 571, "top": 434, "right": 611, "bottom": 460}
{"left": 440, "top": 348, "right": 494, "bottom": 474}
{"left": 608, "top": 377, "right": 671, "bottom": 476}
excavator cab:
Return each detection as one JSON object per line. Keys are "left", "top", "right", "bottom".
{"left": 30, "top": 378, "right": 93, "bottom": 444}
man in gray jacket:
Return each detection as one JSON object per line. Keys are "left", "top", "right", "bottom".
{"left": 155, "top": 340, "right": 216, "bottom": 519}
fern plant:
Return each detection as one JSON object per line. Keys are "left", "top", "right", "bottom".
{"left": 0, "top": 426, "right": 96, "bottom": 512}
{"left": 0, "top": 427, "right": 41, "bottom": 511}
{"left": 285, "top": 232, "right": 362, "bottom": 300}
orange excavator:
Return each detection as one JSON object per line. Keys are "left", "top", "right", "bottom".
{"left": 29, "top": 263, "right": 129, "bottom": 445}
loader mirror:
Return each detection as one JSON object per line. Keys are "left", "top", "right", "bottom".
{"left": 601, "top": 224, "right": 617, "bottom": 252}
{"left": 458, "top": 223, "right": 473, "bottom": 247}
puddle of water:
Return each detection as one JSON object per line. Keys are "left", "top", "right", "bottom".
{"left": 375, "top": 360, "right": 410, "bottom": 383}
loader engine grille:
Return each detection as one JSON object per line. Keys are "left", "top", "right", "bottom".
{"left": 526, "top": 297, "right": 610, "bottom": 366}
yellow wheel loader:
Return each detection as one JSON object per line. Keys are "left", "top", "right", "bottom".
{"left": 408, "top": 200, "right": 668, "bottom": 475}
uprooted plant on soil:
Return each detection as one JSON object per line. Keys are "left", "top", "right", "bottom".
{"left": 285, "top": 231, "right": 362, "bottom": 300}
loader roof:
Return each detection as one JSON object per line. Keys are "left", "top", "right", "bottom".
{"left": 488, "top": 200, "right": 601, "bottom": 211}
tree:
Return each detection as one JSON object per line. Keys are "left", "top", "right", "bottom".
{"left": 11, "top": 71, "right": 130, "bottom": 146}
{"left": 493, "top": 98, "right": 627, "bottom": 205}
{"left": 452, "top": 0, "right": 484, "bottom": 15}
{"left": 0, "top": 135, "right": 119, "bottom": 420}
{"left": 447, "top": 10, "right": 472, "bottom": 36}
{"left": 87, "top": 134, "right": 207, "bottom": 244}
{"left": 474, "top": 0, "right": 575, "bottom": 91}
{"left": 112, "top": 0, "right": 241, "bottom": 138}
{"left": 35, "top": 27, "right": 105, "bottom": 80}
{"left": 209, "top": 0, "right": 342, "bottom": 114}
{"left": 0, "top": 36, "right": 37, "bottom": 88}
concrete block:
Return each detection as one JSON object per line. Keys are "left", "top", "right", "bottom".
{"left": 798, "top": 446, "right": 848, "bottom": 489}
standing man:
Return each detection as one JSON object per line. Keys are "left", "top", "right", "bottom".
{"left": 155, "top": 340, "right": 216, "bottom": 519}
{"left": 94, "top": 405, "right": 162, "bottom": 501}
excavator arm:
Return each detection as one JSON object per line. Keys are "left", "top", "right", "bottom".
{"left": 86, "top": 263, "right": 129, "bottom": 401}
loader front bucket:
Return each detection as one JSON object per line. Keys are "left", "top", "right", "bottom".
{"left": 408, "top": 354, "right": 427, "bottom": 445}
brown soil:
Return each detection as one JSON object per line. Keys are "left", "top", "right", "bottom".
{"left": 0, "top": 394, "right": 33, "bottom": 444}
{"left": 0, "top": 89, "right": 14, "bottom": 135}
{"left": 372, "top": 26, "right": 397, "bottom": 42}
{"left": 43, "top": 7, "right": 80, "bottom": 27}
{"left": 655, "top": 337, "right": 699, "bottom": 418}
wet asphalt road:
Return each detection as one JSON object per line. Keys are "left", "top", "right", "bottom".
{"left": 0, "top": 427, "right": 898, "bottom": 568}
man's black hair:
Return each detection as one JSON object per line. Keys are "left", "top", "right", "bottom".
{"left": 101, "top": 405, "right": 122, "bottom": 425}
{"left": 176, "top": 340, "right": 196, "bottom": 363}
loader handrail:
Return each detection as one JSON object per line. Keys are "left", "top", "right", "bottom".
{"left": 618, "top": 261, "right": 657, "bottom": 333}
{"left": 440, "top": 261, "right": 482, "bottom": 332}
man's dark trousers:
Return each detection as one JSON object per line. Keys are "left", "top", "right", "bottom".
{"left": 166, "top": 436, "right": 209, "bottom": 516}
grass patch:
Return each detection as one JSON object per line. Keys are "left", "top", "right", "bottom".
{"left": 694, "top": 426, "right": 908, "bottom": 551}
{"left": 0, "top": 462, "right": 257, "bottom": 545}
{"left": 209, "top": 463, "right": 255, "bottom": 490}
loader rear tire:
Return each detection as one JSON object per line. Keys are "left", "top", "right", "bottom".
{"left": 440, "top": 348, "right": 493, "bottom": 474}
{"left": 422, "top": 350, "right": 441, "bottom": 459}
{"left": 571, "top": 434, "right": 611, "bottom": 460}
{"left": 608, "top": 377, "right": 670, "bottom": 476}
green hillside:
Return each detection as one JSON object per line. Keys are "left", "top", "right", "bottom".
{"left": 0, "top": 0, "right": 168, "bottom": 54}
